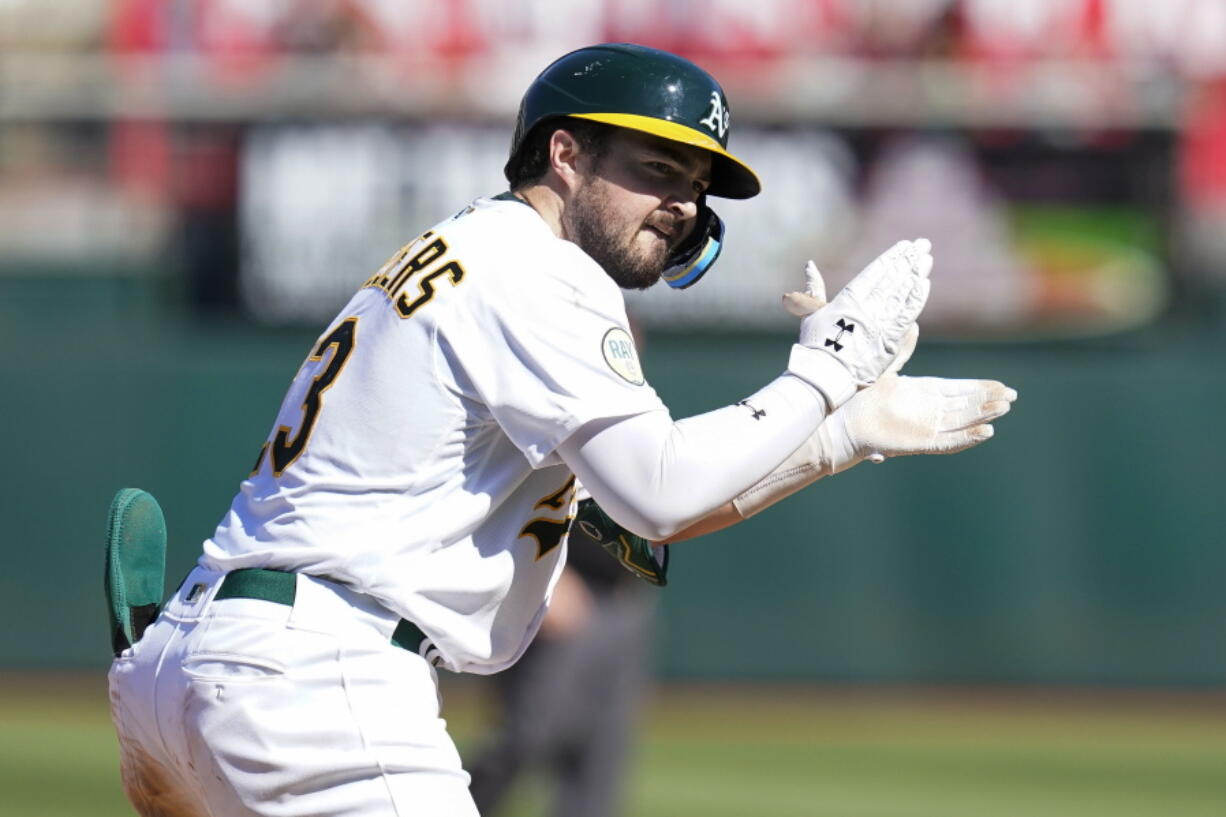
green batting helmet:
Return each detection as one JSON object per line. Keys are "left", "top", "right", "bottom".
{"left": 505, "top": 42, "right": 761, "bottom": 200}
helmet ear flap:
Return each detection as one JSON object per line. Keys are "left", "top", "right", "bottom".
{"left": 662, "top": 200, "right": 724, "bottom": 290}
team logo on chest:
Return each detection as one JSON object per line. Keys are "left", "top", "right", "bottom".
{"left": 699, "top": 90, "right": 730, "bottom": 140}
{"left": 519, "top": 475, "right": 577, "bottom": 560}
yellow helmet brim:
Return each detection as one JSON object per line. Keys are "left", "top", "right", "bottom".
{"left": 569, "top": 112, "right": 761, "bottom": 199}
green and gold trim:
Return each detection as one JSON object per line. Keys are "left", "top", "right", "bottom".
{"left": 569, "top": 112, "right": 760, "bottom": 199}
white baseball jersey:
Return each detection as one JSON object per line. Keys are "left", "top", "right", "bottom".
{"left": 202, "top": 195, "right": 666, "bottom": 673}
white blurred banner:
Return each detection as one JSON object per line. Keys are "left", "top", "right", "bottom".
{"left": 240, "top": 122, "right": 1166, "bottom": 336}
{"left": 239, "top": 123, "right": 858, "bottom": 330}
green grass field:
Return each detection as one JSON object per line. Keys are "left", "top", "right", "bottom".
{"left": 4, "top": 674, "right": 1225, "bottom": 817}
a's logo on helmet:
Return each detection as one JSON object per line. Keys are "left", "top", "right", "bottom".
{"left": 699, "top": 90, "right": 730, "bottom": 140}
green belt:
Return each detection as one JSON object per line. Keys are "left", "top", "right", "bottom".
{"left": 215, "top": 568, "right": 431, "bottom": 657}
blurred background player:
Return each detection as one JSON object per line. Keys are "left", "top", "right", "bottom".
{"left": 466, "top": 537, "right": 655, "bottom": 817}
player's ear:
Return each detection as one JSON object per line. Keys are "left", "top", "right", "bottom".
{"left": 548, "top": 128, "right": 584, "bottom": 192}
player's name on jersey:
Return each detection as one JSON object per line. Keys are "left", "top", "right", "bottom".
{"left": 363, "top": 230, "right": 466, "bottom": 319}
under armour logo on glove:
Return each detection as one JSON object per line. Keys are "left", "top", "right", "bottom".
{"left": 789, "top": 240, "right": 933, "bottom": 411}
{"left": 737, "top": 400, "right": 766, "bottom": 420}
{"left": 825, "top": 318, "right": 855, "bottom": 352}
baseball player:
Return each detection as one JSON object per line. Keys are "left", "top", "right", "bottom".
{"left": 107, "top": 43, "right": 1015, "bottom": 817}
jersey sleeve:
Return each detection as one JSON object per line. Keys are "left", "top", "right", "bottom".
{"left": 446, "top": 241, "right": 667, "bottom": 468}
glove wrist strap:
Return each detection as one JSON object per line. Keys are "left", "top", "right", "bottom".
{"left": 821, "top": 410, "right": 863, "bottom": 475}
{"left": 787, "top": 345, "right": 856, "bottom": 411}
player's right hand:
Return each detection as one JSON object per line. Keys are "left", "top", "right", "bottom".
{"left": 786, "top": 240, "right": 932, "bottom": 411}
{"left": 829, "top": 373, "right": 1017, "bottom": 467}
{"left": 731, "top": 369, "right": 1015, "bottom": 519}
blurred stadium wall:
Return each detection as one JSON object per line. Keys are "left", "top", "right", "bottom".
{"left": 2, "top": 0, "right": 1225, "bottom": 683}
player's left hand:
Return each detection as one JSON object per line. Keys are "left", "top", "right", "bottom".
{"left": 784, "top": 260, "right": 919, "bottom": 378}
{"left": 733, "top": 269, "right": 1015, "bottom": 520}
{"left": 782, "top": 268, "right": 1015, "bottom": 468}
{"left": 787, "top": 241, "right": 931, "bottom": 412}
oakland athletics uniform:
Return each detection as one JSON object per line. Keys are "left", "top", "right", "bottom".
{"left": 108, "top": 195, "right": 668, "bottom": 816}
{"left": 106, "top": 43, "right": 974, "bottom": 817}
{"left": 205, "top": 194, "right": 665, "bottom": 674}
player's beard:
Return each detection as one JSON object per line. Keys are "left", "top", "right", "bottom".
{"left": 566, "top": 180, "right": 672, "bottom": 291}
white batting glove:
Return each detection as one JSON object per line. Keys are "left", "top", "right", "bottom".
{"left": 781, "top": 259, "right": 830, "bottom": 316}
{"left": 733, "top": 374, "right": 1016, "bottom": 518}
{"left": 825, "top": 373, "right": 1017, "bottom": 470}
{"left": 784, "top": 263, "right": 920, "bottom": 380}
{"left": 786, "top": 278, "right": 1013, "bottom": 467}
{"left": 786, "top": 241, "right": 932, "bottom": 411}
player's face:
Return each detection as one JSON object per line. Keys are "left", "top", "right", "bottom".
{"left": 564, "top": 129, "right": 712, "bottom": 290}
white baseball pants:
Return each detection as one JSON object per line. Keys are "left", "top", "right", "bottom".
{"left": 108, "top": 566, "right": 479, "bottom": 816}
